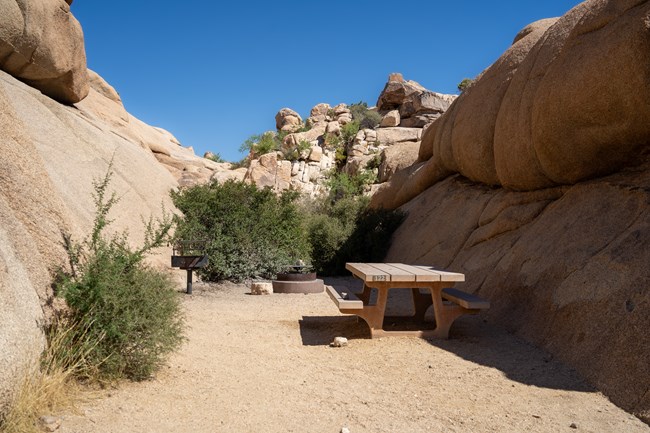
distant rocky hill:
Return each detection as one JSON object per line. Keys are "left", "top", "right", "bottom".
{"left": 230, "top": 73, "right": 456, "bottom": 196}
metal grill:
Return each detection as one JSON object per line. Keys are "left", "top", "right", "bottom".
{"left": 171, "top": 239, "right": 209, "bottom": 294}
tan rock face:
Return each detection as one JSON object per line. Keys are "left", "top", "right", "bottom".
{"left": 380, "top": 110, "right": 400, "bottom": 127}
{"left": 376, "top": 74, "right": 456, "bottom": 129}
{"left": 244, "top": 152, "right": 291, "bottom": 190}
{"left": 376, "top": 78, "right": 426, "bottom": 111}
{"left": 376, "top": 127, "right": 422, "bottom": 145}
{"left": 0, "top": 0, "right": 89, "bottom": 103}
{"left": 377, "top": 141, "right": 420, "bottom": 183}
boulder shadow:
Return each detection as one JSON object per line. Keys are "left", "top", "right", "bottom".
{"left": 426, "top": 314, "right": 596, "bottom": 392}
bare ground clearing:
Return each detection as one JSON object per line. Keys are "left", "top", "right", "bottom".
{"left": 57, "top": 280, "right": 648, "bottom": 433}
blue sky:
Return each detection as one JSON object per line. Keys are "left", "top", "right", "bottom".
{"left": 73, "top": 1, "right": 580, "bottom": 162}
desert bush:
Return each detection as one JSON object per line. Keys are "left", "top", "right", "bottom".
{"left": 171, "top": 180, "right": 310, "bottom": 282}
{"left": 326, "top": 170, "right": 377, "bottom": 202}
{"left": 303, "top": 194, "right": 404, "bottom": 275}
{"left": 340, "top": 120, "right": 360, "bottom": 145}
{"left": 349, "top": 101, "right": 382, "bottom": 129}
{"left": 205, "top": 152, "right": 225, "bottom": 163}
{"left": 239, "top": 131, "right": 280, "bottom": 158}
{"left": 457, "top": 77, "right": 475, "bottom": 92}
{"left": 55, "top": 167, "right": 184, "bottom": 382}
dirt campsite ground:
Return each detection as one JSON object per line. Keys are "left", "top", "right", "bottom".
{"left": 57, "top": 279, "right": 649, "bottom": 433}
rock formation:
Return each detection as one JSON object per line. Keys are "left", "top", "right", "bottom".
{"left": 377, "top": 72, "right": 456, "bottom": 128}
{"left": 240, "top": 78, "right": 456, "bottom": 196}
{"left": 373, "top": 0, "right": 650, "bottom": 422}
{"left": 0, "top": 0, "right": 89, "bottom": 103}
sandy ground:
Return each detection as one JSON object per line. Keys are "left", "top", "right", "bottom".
{"left": 57, "top": 280, "right": 649, "bottom": 433}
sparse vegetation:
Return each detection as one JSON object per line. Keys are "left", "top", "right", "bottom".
{"left": 55, "top": 167, "right": 184, "bottom": 382}
{"left": 326, "top": 170, "right": 376, "bottom": 202}
{"left": 0, "top": 318, "right": 94, "bottom": 433}
{"left": 205, "top": 152, "right": 225, "bottom": 163}
{"left": 457, "top": 77, "right": 475, "bottom": 92}
{"left": 239, "top": 131, "right": 280, "bottom": 159}
{"left": 349, "top": 101, "right": 382, "bottom": 130}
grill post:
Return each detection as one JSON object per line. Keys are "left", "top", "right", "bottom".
{"left": 186, "top": 269, "right": 193, "bottom": 295}
{"left": 171, "top": 239, "right": 208, "bottom": 295}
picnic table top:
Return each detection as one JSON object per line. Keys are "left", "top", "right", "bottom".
{"left": 345, "top": 262, "right": 465, "bottom": 283}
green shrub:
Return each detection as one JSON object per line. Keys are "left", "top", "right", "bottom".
{"left": 205, "top": 152, "right": 225, "bottom": 163}
{"left": 55, "top": 167, "right": 184, "bottom": 382}
{"left": 349, "top": 101, "right": 382, "bottom": 129}
{"left": 303, "top": 195, "right": 404, "bottom": 275}
{"left": 326, "top": 170, "right": 377, "bottom": 202}
{"left": 340, "top": 120, "right": 360, "bottom": 145}
{"left": 171, "top": 180, "right": 310, "bottom": 282}
{"left": 239, "top": 131, "right": 280, "bottom": 157}
{"left": 457, "top": 78, "right": 475, "bottom": 92}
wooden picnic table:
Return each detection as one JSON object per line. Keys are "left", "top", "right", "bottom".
{"left": 326, "top": 262, "right": 489, "bottom": 339}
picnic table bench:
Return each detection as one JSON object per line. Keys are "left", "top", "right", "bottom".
{"left": 326, "top": 262, "right": 490, "bottom": 339}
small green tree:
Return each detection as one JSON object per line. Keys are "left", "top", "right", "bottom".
{"left": 239, "top": 131, "right": 280, "bottom": 157}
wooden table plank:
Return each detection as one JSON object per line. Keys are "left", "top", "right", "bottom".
{"left": 369, "top": 263, "right": 417, "bottom": 282}
{"left": 386, "top": 263, "right": 441, "bottom": 282}
{"left": 411, "top": 265, "right": 465, "bottom": 282}
{"left": 346, "top": 263, "right": 391, "bottom": 282}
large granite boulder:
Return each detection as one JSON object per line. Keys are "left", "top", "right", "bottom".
{"left": 376, "top": 73, "right": 426, "bottom": 111}
{"left": 275, "top": 108, "right": 303, "bottom": 133}
{"left": 377, "top": 73, "right": 456, "bottom": 128}
{"left": 0, "top": 0, "right": 89, "bottom": 103}
{"left": 377, "top": 141, "right": 420, "bottom": 183}
{"left": 495, "top": 0, "right": 650, "bottom": 189}
{"left": 374, "top": 0, "right": 650, "bottom": 207}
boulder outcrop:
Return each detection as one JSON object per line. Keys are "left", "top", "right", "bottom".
{"left": 373, "top": 0, "right": 650, "bottom": 422}
{"left": 275, "top": 108, "right": 303, "bottom": 132}
{"left": 0, "top": 0, "right": 89, "bottom": 103}
{"left": 376, "top": 72, "right": 456, "bottom": 129}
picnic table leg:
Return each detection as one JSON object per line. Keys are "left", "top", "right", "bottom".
{"left": 411, "top": 288, "right": 433, "bottom": 321}
{"left": 429, "top": 284, "right": 467, "bottom": 338}
{"left": 357, "top": 283, "right": 372, "bottom": 304}
{"left": 354, "top": 285, "right": 388, "bottom": 338}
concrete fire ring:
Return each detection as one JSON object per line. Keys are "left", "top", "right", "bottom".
{"left": 271, "top": 279, "right": 324, "bottom": 294}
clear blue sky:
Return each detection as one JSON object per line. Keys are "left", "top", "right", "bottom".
{"left": 73, "top": 1, "right": 580, "bottom": 162}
